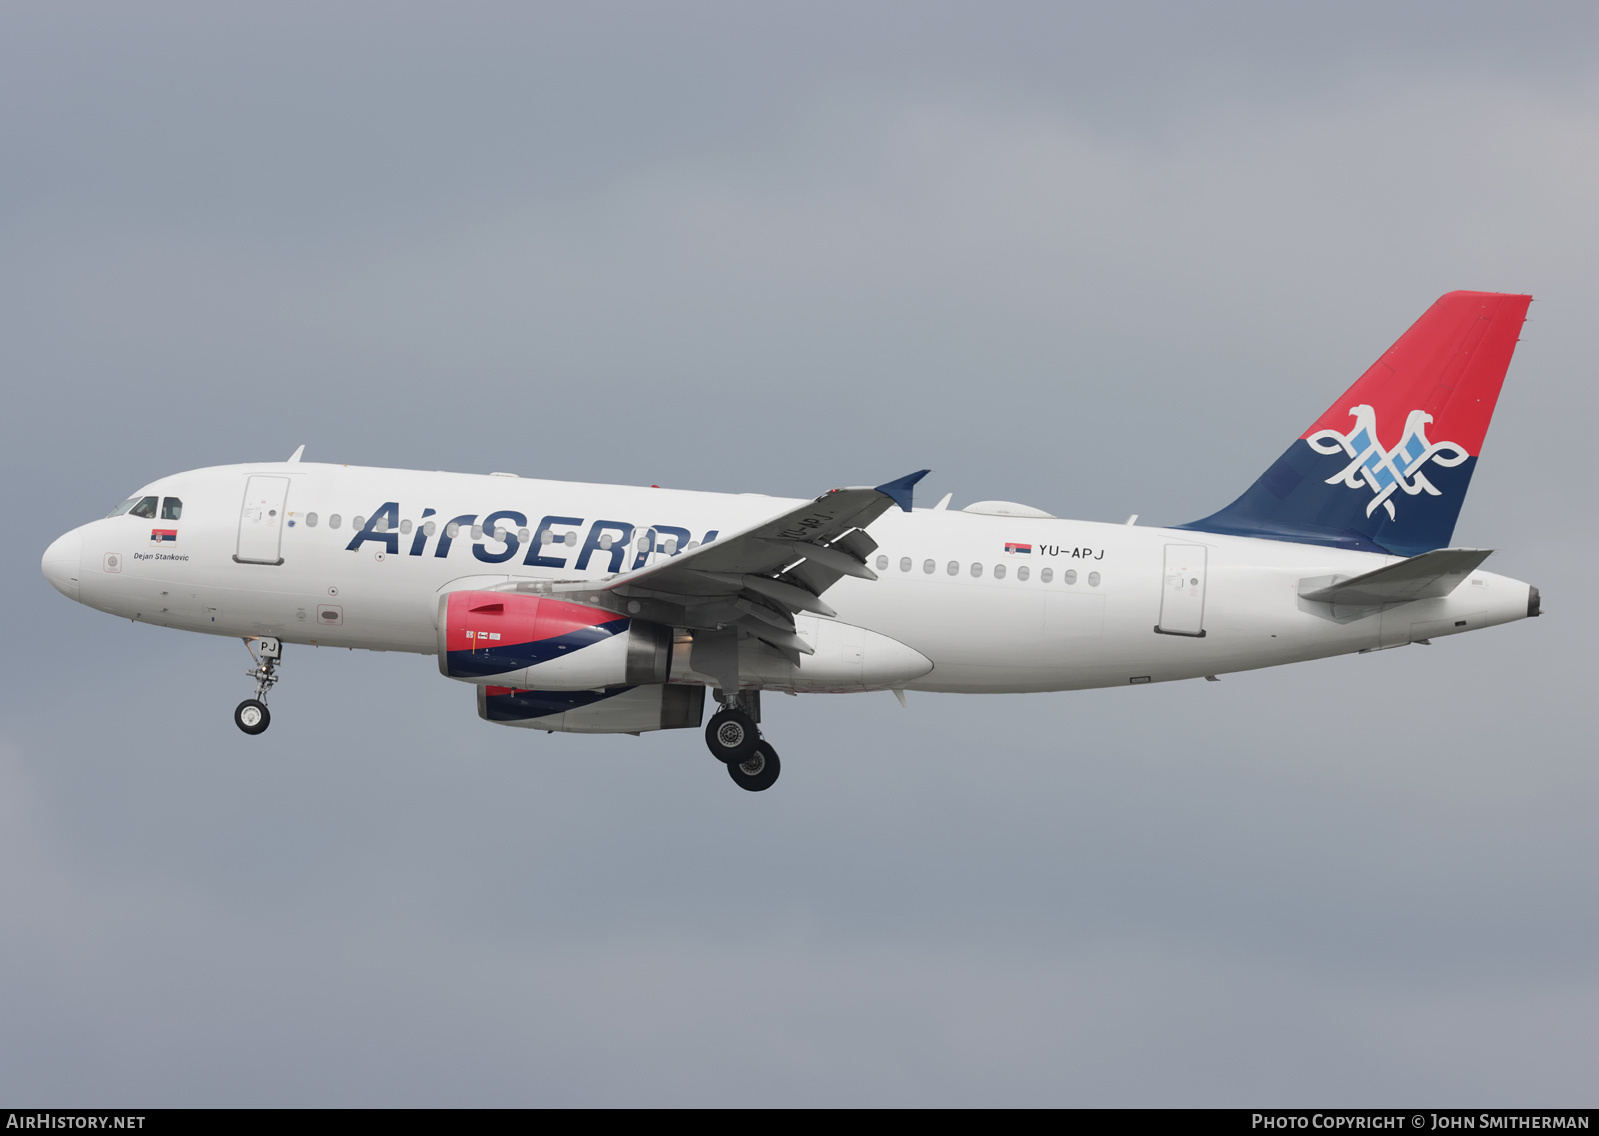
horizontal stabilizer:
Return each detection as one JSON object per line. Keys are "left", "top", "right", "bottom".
{"left": 1299, "top": 548, "right": 1493, "bottom": 607}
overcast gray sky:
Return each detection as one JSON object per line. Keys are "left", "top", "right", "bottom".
{"left": 3, "top": 1, "right": 1597, "bottom": 1106}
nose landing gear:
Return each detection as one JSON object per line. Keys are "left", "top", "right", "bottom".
{"left": 235, "top": 636, "right": 282, "bottom": 735}
{"left": 705, "top": 690, "right": 780, "bottom": 791}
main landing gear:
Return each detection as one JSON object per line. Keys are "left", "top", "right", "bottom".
{"left": 727, "top": 743, "right": 781, "bottom": 792}
{"left": 705, "top": 689, "right": 780, "bottom": 792}
{"left": 235, "top": 636, "right": 282, "bottom": 736}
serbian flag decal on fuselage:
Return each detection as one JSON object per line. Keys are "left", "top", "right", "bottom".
{"left": 150, "top": 529, "right": 177, "bottom": 544}
{"left": 1004, "top": 542, "right": 1032, "bottom": 555}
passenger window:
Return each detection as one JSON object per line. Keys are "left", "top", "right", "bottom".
{"left": 305, "top": 513, "right": 319, "bottom": 527}
{"left": 1017, "top": 565, "right": 1029, "bottom": 581}
{"left": 1065, "top": 569, "right": 1077, "bottom": 585}
{"left": 161, "top": 497, "right": 183, "bottom": 520}
{"left": 329, "top": 514, "right": 343, "bottom": 530}
{"left": 946, "top": 561, "right": 959, "bottom": 576}
{"left": 1041, "top": 567, "right": 1053, "bottom": 583}
{"left": 923, "top": 559, "right": 935, "bottom": 574}
{"left": 900, "top": 557, "right": 912, "bottom": 573}
{"left": 875, "top": 555, "right": 888, "bottom": 570}
{"left": 993, "top": 563, "right": 1006, "bottom": 579}
{"left": 129, "top": 496, "right": 158, "bottom": 519}
{"left": 1088, "top": 571, "right": 1101, "bottom": 587}
{"left": 970, "top": 562, "right": 982, "bottom": 577}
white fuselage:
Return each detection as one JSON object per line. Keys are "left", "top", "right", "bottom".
{"left": 43, "top": 461, "right": 1535, "bottom": 694}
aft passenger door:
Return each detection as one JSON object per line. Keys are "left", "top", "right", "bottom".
{"left": 1156, "top": 543, "right": 1207, "bottom": 637}
{"left": 236, "top": 476, "right": 290, "bottom": 565}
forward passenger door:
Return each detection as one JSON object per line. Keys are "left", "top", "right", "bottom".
{"left": 236, "top": 476, "right": 291, "bottom": 565}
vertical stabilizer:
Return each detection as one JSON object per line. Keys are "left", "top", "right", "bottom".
{"left": 1179, "top": 291, "right": 1531, "bottom": 556}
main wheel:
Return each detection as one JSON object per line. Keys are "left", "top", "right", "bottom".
{"left": 705, "top": 708, "right": 759, "bottom": 764}
{"left": 727, "top": 743, "right": 780, "bottom": 792}
{"left": 234, "top": 699, "right": 271, "bottom": 735}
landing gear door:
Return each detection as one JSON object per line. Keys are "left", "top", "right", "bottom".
{"left": 1157, "top": 543, "right": 1207, "bottom": 637}
{"left": 236, "top": 475, "right": 290, "bottom": 565}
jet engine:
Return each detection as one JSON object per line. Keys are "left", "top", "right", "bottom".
{"left": 437, "top": 589, "right": 670, "bottom": 690}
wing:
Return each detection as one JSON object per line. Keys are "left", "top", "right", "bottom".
{"left": 492, "top": 470, "right": 928, "bottom": 666}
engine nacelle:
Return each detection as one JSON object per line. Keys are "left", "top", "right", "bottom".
{"left": 437, "top": 590, "right": 670, "bottom": 690}
{"left": 479, "top": 683, "right": 705, "bottom": 734}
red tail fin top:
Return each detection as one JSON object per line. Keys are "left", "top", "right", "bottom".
{"left": 1300, "top": 291, "right": 1531, "bottom": 456}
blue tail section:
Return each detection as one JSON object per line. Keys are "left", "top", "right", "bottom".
{"left": 1178, "top": 442, "right": 1477, "bottom": 555}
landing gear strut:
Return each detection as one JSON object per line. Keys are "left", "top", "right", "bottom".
{"left": 705, "top": 689, "right": 779, "bottom": 791}
{"left": 236, "top": 636, "right": 281, "bottom": 736}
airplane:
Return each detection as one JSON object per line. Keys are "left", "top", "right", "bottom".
{"left": 41, "top": 291, "right": 1540, "bottom": 792}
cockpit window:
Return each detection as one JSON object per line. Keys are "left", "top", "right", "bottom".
{"left": 161, "top": 497, "right": 183, "bottom": 520}
{"left": 108, "top": 496, "right": 158, "bottom": 519}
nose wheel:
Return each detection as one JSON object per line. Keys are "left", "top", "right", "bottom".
{"left": 236, "top": 637, "right": 282, "bottom": 735}
{"left": 234, "top": 699, "right": 271, "bottom": 735}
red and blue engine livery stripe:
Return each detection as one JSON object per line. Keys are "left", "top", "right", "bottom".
{"left": 443, "top": 591, "right": 629, "bottom": 681}
{"left": 481, "top": 684, "right": 634, "bottom": 721}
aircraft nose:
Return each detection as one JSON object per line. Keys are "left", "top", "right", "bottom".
{"left": 42, "top": 528, "right": 83, "bottom": 601}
